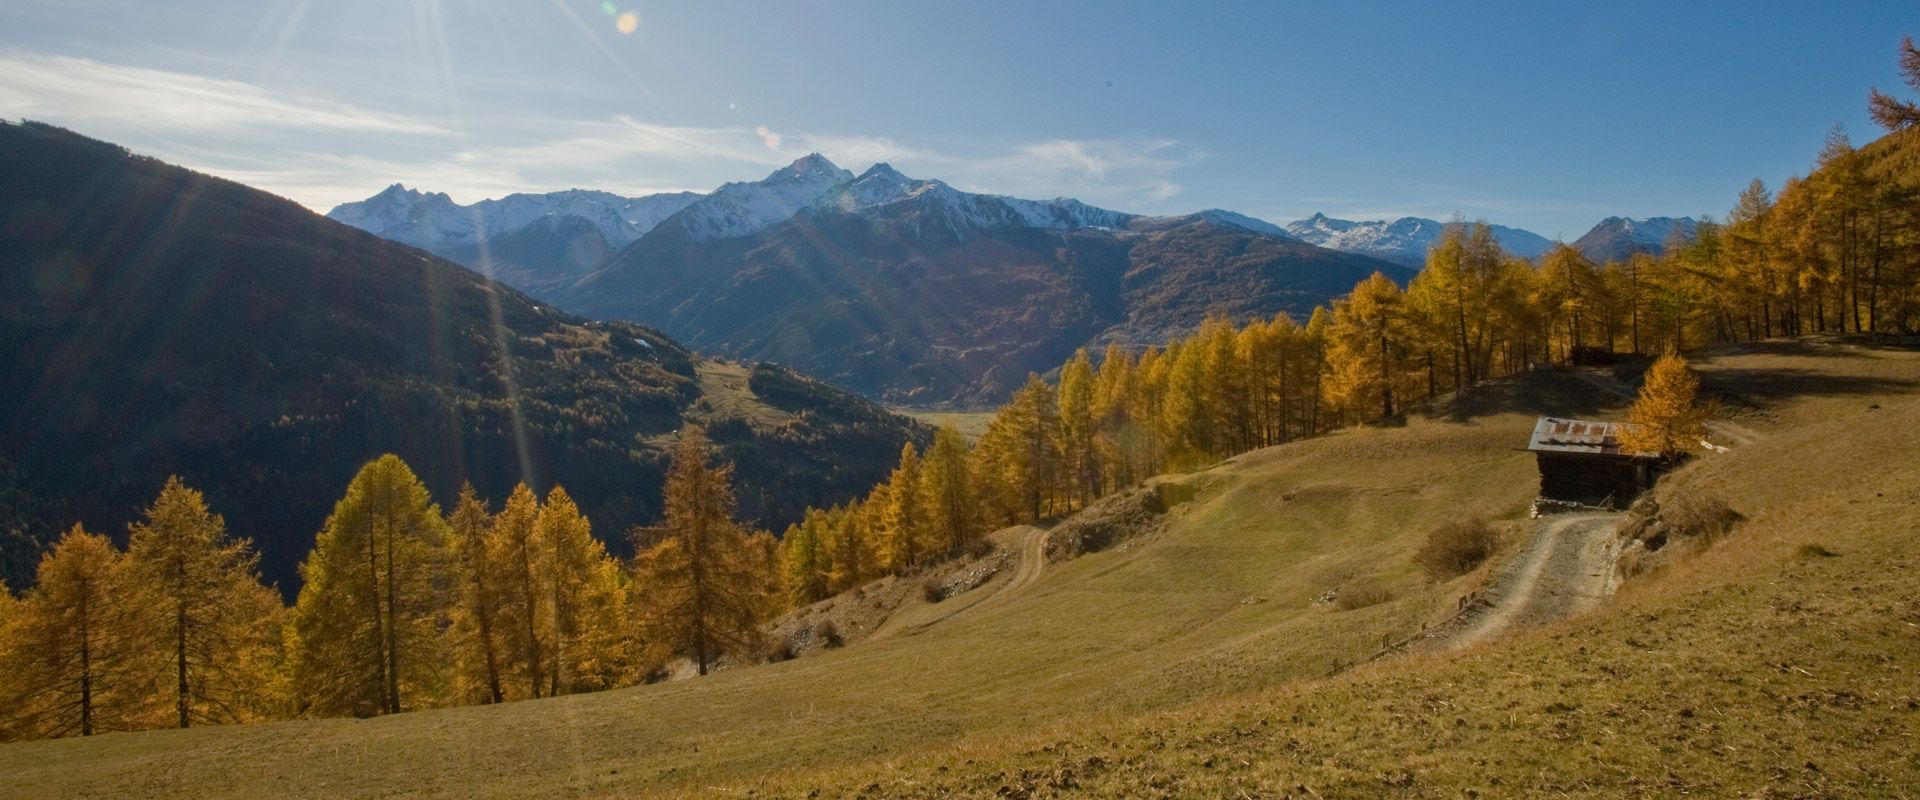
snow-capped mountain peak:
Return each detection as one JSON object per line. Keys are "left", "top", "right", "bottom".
{"left": 1284, "top": 213, "right": 1554, "bottom": 268}
{"left": 327, "top": 184, "right": 702, "bottom": 260}
{"left": 1191, "top": 209, "right": 1294, "bottom": 239}
{"left": 663, "top": 154, "right": 856, "bottom": 241}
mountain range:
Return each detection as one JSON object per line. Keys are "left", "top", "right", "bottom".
{"left": 0, "top": 122, "right": 924, "bottom": 591}
{"left": 1280, "top": 213, "right": 1557, "bottom": 267}
{"left": 334, "top": 157, "right": 1410, "bottom": 402}
{"left": 328, "top": 158, "right": 1698, "bottom": 402}
{"left": 563, "top": 159, "right": 1411, "bottom": 402}
{"left": 1569, "top": 215, "right": 1700, "bottom": 263}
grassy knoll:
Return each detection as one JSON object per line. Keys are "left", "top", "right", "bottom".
{"left": 897, "top": 408, "right": 1000, "bottom": 442}
{"left": 744, "top": 338, "right": 1920, "bottom": 797}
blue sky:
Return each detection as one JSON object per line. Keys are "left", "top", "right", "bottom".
{"left": 1, "top": 0, "right": 1914, "bottom": 237}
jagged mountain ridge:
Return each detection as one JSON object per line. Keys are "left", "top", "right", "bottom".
{"left": 1284, "top": 213, "right": 1556, "bottom": 268}
{"left": 1571, "top": 215, "right": 1700, "bottom": 262}
{"left": 326, "top": 184, "right": 701, "bottom": 291}
{"left": 0, "top": 122, "right": 924, "bottom": 591}
{"left": 562, "top": 159, "right": 1410, "bottom": 403}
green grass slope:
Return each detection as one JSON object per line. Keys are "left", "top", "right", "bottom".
{"left": 4, "top": 339, "right": 1914, "bottom": 798}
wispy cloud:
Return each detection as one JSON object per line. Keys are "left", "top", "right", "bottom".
{"left": 0, "top": 51, "right": 1205, "bottom": 214}
{"left": 0, "top": 52, "right": 446, "bottom": 136}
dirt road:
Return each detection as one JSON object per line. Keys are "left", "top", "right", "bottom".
{"left": 1420, "top": 512, "right": 1623, "bottom": 650}
{"left": 867, "top": 525, "right": 1050, "bottom": 642}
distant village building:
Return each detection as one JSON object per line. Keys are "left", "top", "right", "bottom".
{"left": 1526, "top": 417, "right": 1657, "bottom": 509}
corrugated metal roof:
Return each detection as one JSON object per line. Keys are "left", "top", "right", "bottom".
{"left": 1526, "top": 417, "right": 1651, "bottom": 457}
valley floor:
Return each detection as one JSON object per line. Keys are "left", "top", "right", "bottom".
{"left": 5, "top": 337, "right": 1918, "bottom": 798}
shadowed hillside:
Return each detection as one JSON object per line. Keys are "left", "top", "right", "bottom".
{"left": 0, "top": 122, "right": 924, "bottom": 591}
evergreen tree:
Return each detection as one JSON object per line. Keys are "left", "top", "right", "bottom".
{"left": 1619, "top": 350, "right": 1713, "bottom": 459}
{"left": 123, "top": 477, "right": 283, "bottom": 728}
{"left": 631, "top": 426, "right": 767, "bottom": 676}
{"left": 287, "top": 455, "right": 451, "bottom": 717}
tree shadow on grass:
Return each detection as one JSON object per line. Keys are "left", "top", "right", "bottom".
{"left": 1418, "top": 368, "right": 1625, "bottom": 423}
{"left": 1697, "top": 367, "right": 1920, "bottom": 412}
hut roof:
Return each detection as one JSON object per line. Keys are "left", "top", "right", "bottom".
{"left": 1526, "top": 417, "right": 1652, "bottom": 457}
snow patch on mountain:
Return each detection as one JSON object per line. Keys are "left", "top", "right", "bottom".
{"left": 1285, "top": 213, "right": 1553, "bottom": 266}
{"left": 326, "top": 184, "right": 701, "bottom": 257}
{"left": 663, "top": 153, "right": 855, "bottom": 241}
{"left": 807, "top": 162, "right": 1138, "bottom": 237}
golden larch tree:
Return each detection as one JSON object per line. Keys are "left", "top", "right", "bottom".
{"left": 631, "top": 426, "right": 768, "bottom": 676}
{"left": 879, "top": 443, "right": 926, "bottom": 572}
{"left": 917, "top": 425, "right": 977, "bottom": 557}
{"left": 3, "top": 526, "right": 143, "bottom": 738}
{"left": 536, "top": 486, "right": 631, "bottom": 694}
{"left": 778, "top": 509, "right": 830, "bottom": 607}
{"left": 488, "top": 483, "right": 547, "bottom": 699}
{"left": 1620, "top": 350, "right": 1713, "bottom": 459}
{"left": 446, "top": 485, "right": 506, "bottom": 704}
{"left": 287, "top": 455, "right": 451, "bottom": 717}
{"left": 123, "top": 477, "right": 284, "bottom": 729}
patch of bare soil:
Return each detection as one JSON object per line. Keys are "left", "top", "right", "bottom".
{"left": 762, "top": 526, "right": 1036, "bottom": 658}
{"left": 1409, "top": 512, "right": 1624, "bottom": 651}
{"left": 1043, "top": 478, "right": 1200, "bottom": 561}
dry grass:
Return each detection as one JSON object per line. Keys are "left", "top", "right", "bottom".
{"left": 1414, "top": 517, "right": 1499, "bottom": 580}
{"left": 896, "top": 408, "right": 997, "bottom": 442}
{"left": 7, "top": 338, "right": 1916, "bottom": 799}
{"left": 729, "top": 338, "right": 1920, "bottom": 798}
{"left": 1333, "top": 579, "right": 1393, "bottom": 611}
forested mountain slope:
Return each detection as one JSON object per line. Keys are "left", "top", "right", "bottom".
{"left": 0, "top": 122, "right": 923, "bottom": 590}
{"left": 565, "top": 164, "right": 1410, "bottom": 403}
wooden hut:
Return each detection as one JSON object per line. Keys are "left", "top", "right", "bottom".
{"left": 1526, "top": 417, "right": 1656, "bottom": 508}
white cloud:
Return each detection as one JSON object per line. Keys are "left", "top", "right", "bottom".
{"left": 0, "top": 52, "right": 446, "bottom": 135}
{"left": 0, "top": 51, "right": 1205, "bottom": 214}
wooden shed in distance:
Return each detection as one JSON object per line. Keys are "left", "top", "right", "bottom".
{"left": 1526, "top": 417, "right": 1657, "bottom": 509}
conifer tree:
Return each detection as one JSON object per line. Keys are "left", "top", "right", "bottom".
{"left": 536, "top": 486, "right": 630, "bottom": 694}
{"left": 4, "top": 526, "right": 142, "bottom": 738}
{"left": 1057, "top": 349, "right": 1100, "bottom": 507}
{"left": 1161, "top": 336, "right": 1213, "bottom": 464}
{"left": 1326, "top": 272, "right": 1412, "bottom": 420}
{"left": 446, "top": 485, "right": 506, "bottom": 704}
{"left": 488, "top": 484, "right": 547, "bottom": 699}
{"left": 1090, "top": 345, "right": 1137, "bottom": 492}
{"left": 123, "top": 477, "right": 283, "bottom": 728}
{"left": 0, "top": 578, "right": 16, "bottom": 740}
{"left": 1619, "top": 350, "right": 1713, "bottom": 460}
{"left": 631, "top": 426, "right": 767, "bottom": 676}
{"left": 879, "top": 443, "right": 927, "bottom": 572}
{"left": 1869, "top": 36, "right": 1920, "bottom": 130}
{"left": 918, "top": 425, "right": 977, "bottom": 557}
{"left": 994, "top": 374, "right": 1066, "bottom": 520}
{"left": 778, "top": 511, "right": 829, "bottom": 607}
{"left": 287, "top": 455, "right": 451, "bottom": 717}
